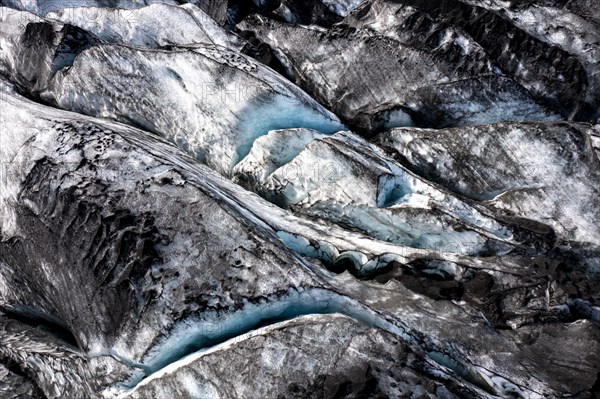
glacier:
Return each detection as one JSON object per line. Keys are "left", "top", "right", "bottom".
{"left": 0, "top": 0, "right": 599, "bottom": 398}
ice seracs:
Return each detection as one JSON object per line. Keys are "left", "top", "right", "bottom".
{"left": 239, "top": 11, "right": 559, "bottom": 135}
{"left": 375, "top": 121, "right": 600, "bottom": 246}
{"left": 232, "top": 128, "right": 328, "bottom": 185}
{"left": 234, "top": 129, "right": 518, "bottom": 256}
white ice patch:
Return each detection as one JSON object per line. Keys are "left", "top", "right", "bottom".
{"left": 500, "top": 5, "right": 600, "bottom": 68}
{"left": 321, "top": 0, "right": 364, "bottom": 17}
{"left": 475, "top": 366, "right": 543, "bottom": 399}
{"left": 441, "top": 95, "right": 560, "bottom": 127}
{"left": 233, "top": 128, "right": 327, "bottom": 183}
{"left": 180, "top": 373, "right": 221, "bottom": 399}
{"left": 45, "top": 3, "right": 242, "bottom": 50}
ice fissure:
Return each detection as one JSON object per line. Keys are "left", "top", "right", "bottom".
{"left": 111, "top": 288, "right": 523, "bottom": 398}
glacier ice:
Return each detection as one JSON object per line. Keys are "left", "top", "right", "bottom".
{"left": 45, "top": 3, "right": 245, "bottom": 50}
{"left": 375, "top": 122, "right": 600, "bottom": 245}
{"left": 239, "top": 13, "right": 561, "bottom": 135}
{"left": 0, "top": 1, "right": 599, "bottom": 398}
{"left": 234, "top": 130, "right": 517, "bottom": 255}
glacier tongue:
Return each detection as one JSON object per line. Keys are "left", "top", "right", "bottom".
{"left": 0, "top": 1, "right": 600, "bottom": 398}
{"left": 4, "top": 73, "right": 600, "bottom": 398}
{"left": 0, "top": 80, "right": 565, "bottom": 399}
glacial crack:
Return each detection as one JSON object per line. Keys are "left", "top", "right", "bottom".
{"left": 108, "top": 288, "right": 531, "bottom": 398}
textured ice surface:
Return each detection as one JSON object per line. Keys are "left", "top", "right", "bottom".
{"left": 1, "top": 2, "right": 600, "bottom": 398}
{"left": 376, "top": 122, "right": 600, "bottom": 245}
{"left": 0, "top": 0, "right": 176, "bottom": 15}
{"left": 45, "top": 3, "right": 244, "bottom": 49}
{"left": 239, "top": 14, "right": 560, "bottom": 134}
{"left": 40, "top": 43, "right": 344, "bottom": 174}
{"left": 235, "top": 130, "right": 515, "bottom": 255}
{"left": 5, "top": 80, "right": 598, "bottom": 399}
{"left": 360, "top": 0, "right": 599, "bottom": 121}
